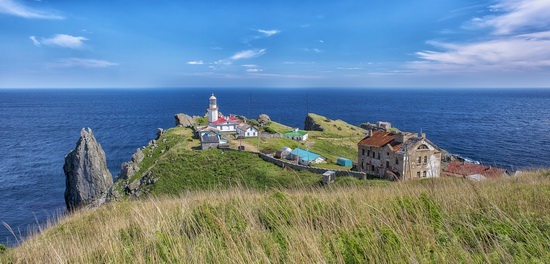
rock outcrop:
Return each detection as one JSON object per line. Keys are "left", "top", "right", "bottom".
{"left": 156, "top": 128, "right": 165, "bottom": 140}
{"left": 119, "top": 148, "right": 143, "bottom": 180}
{"left": 175, "top": 114, "right": 196, "bottom": 127}
{"left": 257, "top": 114, "right": 271, "bottom": 127}
{"left": 64, "top": 128, "right": 113, "bottom": 211}
{"left": 304, "top": 114, "right": 324, "bottom": 131}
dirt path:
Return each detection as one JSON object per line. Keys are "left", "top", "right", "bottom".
{"left": 229, "top": 138, "right": 260, "bottom": 152}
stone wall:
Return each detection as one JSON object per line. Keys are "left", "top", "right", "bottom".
{"left": 258, "top": 153, "right": 366, "bottom": 180}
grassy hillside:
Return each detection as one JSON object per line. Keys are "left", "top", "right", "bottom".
{"left": 306, "top": 113, "right": 367, "bottom": 137}
{"left": 3, "top": 171, "right": 549, "bottom": 263}
{"left": 114, "top": 126, "right": 323, "bottom": 196}
{"left": 244, "top": 114, "right": 366, "bottom": 163}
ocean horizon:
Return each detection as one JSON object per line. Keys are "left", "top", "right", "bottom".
{"left": 1, "top": 87, "right": 550, "bottom": 245}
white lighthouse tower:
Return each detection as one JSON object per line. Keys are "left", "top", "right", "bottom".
{"left": 207, "top": 93, "right": 219, "bottom": 123}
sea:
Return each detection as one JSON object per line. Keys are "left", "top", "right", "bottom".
{"left": 1, "top": 88, "right": 550, "bottom": 245}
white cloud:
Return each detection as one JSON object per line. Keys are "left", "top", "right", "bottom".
{"left": 410, "top": 0, "right": 550, "bottom": 73}
{"left": 214, "top": 59, "right": 232, "bottom": 65}
{"left": 0, "top": 0, "right": 63, "bottom": 19}
{"left": 29, "top": 36, "right": 40, "bottom": 46}
{"left": 38, "top": 34, "right": 88, "bottom": 49}
{"left": 248, "top": 73, "right": 321, "bottom": 79}
{"left": 246, "top": 68, "right": 263, "bottom": 73}
{"left": 304, "top": 48, "right": 322, "bottom": 53}
{"left": 241, "top": 64, "right": 257, "bottom": 68}
{"left": 337, "top": 67, "right": 364, "bottom": 70}
{"left": 230, "top": 49, "right": 266, "bottom": 60}
{"left": 474, "top": 0, "right": 550, "bottom": 35}
{"left": 412, "top": 35, "right": 550, "bottom": 72}
{"left": 52, "top": 58, "right": 118, "bottom": 68}
{"left": 256, "top": 29, "right": 280, "bottom": 37}
{"left": 283, "top": 61, "right": 316, "bottom": 65}
{"left": 187, "top": 60, "right": 204, "bottom": 65}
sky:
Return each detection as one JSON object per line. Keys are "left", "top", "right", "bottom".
{"left": 1, "top": 0, "right": 549, "bottom": 88}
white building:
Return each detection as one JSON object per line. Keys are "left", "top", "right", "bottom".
{"left": 207, "top": 94, "right": 241, "bottom": 132}
{"left": 236, "top": 123, "right": 258, "bottom": 138}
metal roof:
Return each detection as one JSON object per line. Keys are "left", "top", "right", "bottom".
{"left": 291, "top": 148, "right": 321, "bottom": 161}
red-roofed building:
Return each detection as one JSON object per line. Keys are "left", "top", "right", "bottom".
{"left": 205, "top": 94, "right": 242, "bottom": 132}
{"left": 444, "top": 161, "right": 507, "bottom": 179}
{"left": 209, "top": 115, "right": 241, "bottom": 132}
{"left": 357, "top": 129, "right": 442, "bottom": 180}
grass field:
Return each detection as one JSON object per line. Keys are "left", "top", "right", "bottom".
{"left": 244, "top": 114, "right": 366, "bottom": 163}
{"left": 2, "top": 171, "right": 549, "bottom": 263}
{"left": 113, "top": 126, "right": 324, "bottom": 196}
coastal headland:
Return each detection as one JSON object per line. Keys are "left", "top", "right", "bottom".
{"left": 1, "top": 111, "right": 548, "bottom": 263}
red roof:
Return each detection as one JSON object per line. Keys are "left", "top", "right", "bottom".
{"left": 358, "top": 131, "right": 396, "bottom": 148}
{"left": 445, "top": 161, "right": 506, "bottom": 178}
{"left": 210, "top": 115, "right": 241, "bottom": 125}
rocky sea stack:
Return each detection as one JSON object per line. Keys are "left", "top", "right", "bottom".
{"left": 63, "top": 128, "right": 113, "bottom": 211}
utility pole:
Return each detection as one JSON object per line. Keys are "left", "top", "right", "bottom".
{"left": 306, "top": 92, "right": 309, "bottom": 115}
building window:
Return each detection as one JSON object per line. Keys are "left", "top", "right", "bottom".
{"left": 424, "top": 156, "right": 428, "bottom": 163}
{"left": 386, "top": 161, "right": 389, "bottom": 168}
{"left": 362, "top": 149, "right": 365, "bottom": 155}
{"left": 387, "top": 152, "right": 389, "bottom": 156}
{"left": 417, "top": 171, "right": 420, "bottom": 177}
{"left": 423, "top": 171, "right": 427, "bottom": 177}
{"left": 372, "top": 152, "right": 375, "bottom": 158}
{"left": 377, "top": 152, "right": 380, "bottom": 159}
{"left": 367, "top": 150, "right": 371, "bottom": 156}
{"left": 395, "top": 157, "right": 399, "bottom": 165}
{"left": 417, "top": 157, "right": 422, "bottom": 164}
{"left": 371, "top": 165, "right": 375, "bottom": 172}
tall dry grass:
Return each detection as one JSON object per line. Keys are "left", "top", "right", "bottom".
{"left": 2, "top": 171, "right": 549, "bottom": 263}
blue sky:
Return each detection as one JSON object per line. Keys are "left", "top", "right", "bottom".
{"left": 1, "top": 0, "right": 549, "bottom": 88}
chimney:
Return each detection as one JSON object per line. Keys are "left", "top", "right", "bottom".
{"left": 421, "top": 133, "right": 426, "bottom": 139}
{"left": 367, "top": 129, "right": 373, "bottom": 137}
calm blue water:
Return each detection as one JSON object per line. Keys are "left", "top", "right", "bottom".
{"left": 1, "top": 88, "right": 550, "bottom": 245}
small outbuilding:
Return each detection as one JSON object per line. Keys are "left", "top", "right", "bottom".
{"left": 336, "top": 157, "right": 352, "bottom": 167}
{"left": 284, "top": 128, "right": 309, "bottom": 142}
{"left": 289, "top": 148, "right": 324, "bottom": 165}
{"left": 236, "top": 123, "right": 258, "bottom": 138}
{"left": 275, "top": 147, "right": 293, "bottom": 159}
{"left": 200, "top": 129, "right": 227, "bottom": 150}
{"left": 322, "top": 170, "right": 336, "bottom": 184}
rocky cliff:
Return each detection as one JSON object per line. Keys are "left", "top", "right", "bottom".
{"left": 63, "top": 128, "right": 113, "bottom": 211}
{"left": 174, "top": 113, "right": 196, "bottom": 127}
{"left": 304, "top": 113, "right": 324, "bottom": 131}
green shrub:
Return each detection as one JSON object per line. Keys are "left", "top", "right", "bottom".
{"left": 0, "top": 244, "right": 7, "bottom": 254}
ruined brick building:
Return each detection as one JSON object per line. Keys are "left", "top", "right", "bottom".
{"left": 357, "top": 128, "right": 442, "bottom": 180}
